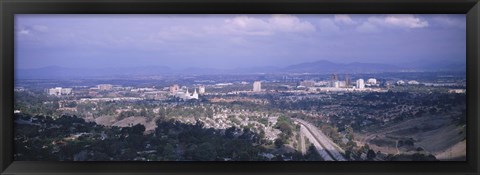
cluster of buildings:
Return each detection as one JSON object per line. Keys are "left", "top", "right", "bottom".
{"left": 169, "top": 84, "right": 205, "bottom": 100}
{"left": 46, "top": 83, "right": 207, "bottom": 101}
{"left": 45, "top": 77, "right": 435, "bottom": 102}
{"left": 97, "top": 84, "right": 113, "bottom": 91}
{"left": 48, "top": 87, "right": 73, "bottom": 96}
{"left": 298, "top": 74, "right": 379, "bottom": 91}
{"left": 396, "top": 80, "right": 420, "bottom": 85}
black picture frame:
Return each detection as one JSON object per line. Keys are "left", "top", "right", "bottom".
{"left": 1, "top": 0, "right": 479, "bottom": 174}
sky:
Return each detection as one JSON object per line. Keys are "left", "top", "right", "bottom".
{"left": 15, "top": 14, "right": 466, "bottom": 70}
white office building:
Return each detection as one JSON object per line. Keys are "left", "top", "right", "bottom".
{"left": 356, "top": 79, "right": 365, "bottom": 89}
{"left": 367, "top": 78, "right": 377, "bottom": 85}
{"left": 253, "top": 81, "right": 262, "bottom": 92}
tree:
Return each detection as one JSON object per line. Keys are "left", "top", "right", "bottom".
{"left": 367, "top": 149, "right": 376, "bottom": 160}
{"left": 129, "top": 124, "right": 146, "bottom": 135}
{"left": 140, "top": 109, "right": 147, "bottom": 117}
{"left": 193, "top": 143, "right": 217, "bottom": 161}
{"left": 162, "top": 143, "right": 176, "bottom": 160}
{"left": 363, "top": 144, "right": 370, "bottom": 152}
{"left": 306, "top": 144, "right": 321, "bottom": 161}
{"left": 345, "top": 150, "right": 352, "bottom": 160}
{"left": 274, "top": 138, "right": 284, "bottom": 148}
{"left": 225, "top": 127, "right": 237, "bottom": 139}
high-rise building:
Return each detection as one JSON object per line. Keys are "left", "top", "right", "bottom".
{"left": 338, "top": 81, "right": 346, "bottom": 88}
{"left": 253, "top": 81, "right": 262, "bottom": 92}
{"left": 198, "top": 85, "right": 205, "bottom": 94}
{"left": 331, "top": 74, "right": 338, "bottom": 81}
{"left": 356, "top": 79, "right": 365, "bottom": 89}
{"left": 345, "top": 74, "right": 351, "bottom": 88}
{"left": 331, "top": 74, "right": 339, "bottom": 88}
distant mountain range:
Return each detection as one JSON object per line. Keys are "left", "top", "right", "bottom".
{"left": 16, "top": 60, "right": 466, "bottom": 79}
{"left": 281, "top": 60, "right": 403, "bottom": 73}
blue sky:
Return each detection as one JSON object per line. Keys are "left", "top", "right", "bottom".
{"left": 15, "top": 14, "right": 466, "bottom": 69}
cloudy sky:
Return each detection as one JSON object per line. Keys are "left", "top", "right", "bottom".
{"left": 15, "top": 14, "right": 466, "bottom": 69}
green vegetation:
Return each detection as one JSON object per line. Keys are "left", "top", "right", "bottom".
{"left": 14, "top": 114, "right": 321, "bottom": 161}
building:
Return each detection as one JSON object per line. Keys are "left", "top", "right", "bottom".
{"left": 330, "top": 74, "right": 338, "bottom": 87}
{"left": 345, "top": 74, "right": 351, "bottom": 87}
{"left": 333, "top": 81, "right": 340, "bottom": 88}
{"left": 331, "top": 74, "right": 338, "bottom": 81}
{"left": 367, "top": 78, "right": 377, "bottom": 85}
{"left": 48, "top": 87, "right": 62, "bottom": 96}
{"left": 449, "top": 89, "right": 466, "bottom": 93}
{"left": 48, "top": 87, "right": 72, "bottom": 96}
{"left": 253, "top": 81, "right": 262, "bottom": 92}
{"left": 170, "top": 84, "right": 180, "bottom": 94}
{"left": 14, "top": 87, "right": 25, "bottom": 92}
{"left": 407, "top": 80, "right": 420, "bottom": 85}
{"left": 144, "top": 91, "right": 169, "bottom": 100}
{"left": 356, "top": 79, "right": 365, "bottom": 89}
{"left": 175, "top": 88, "right": 199, "bottom": 100}
{"left": 191, "top": 89, "right": 199, "bottom": 99}
{"left": 300, "top": 80, "right": 315, "bottom": 87}
{"left": 198, "top": 85, "right": 205, "bottom": 94}
{"left": 385, "top": 81, "right": 394, "bottom": 88}
{"left": 97, "top": 84, "right": 113, "bottom": 91}
{"left": 61, "top": 88, "right": 73, "bottom": 95}
{"left": 314, "top": 81, "right": 330, "bottom": 87}
{"left": 397, "top": 80, "right": 405, "bottom": 85}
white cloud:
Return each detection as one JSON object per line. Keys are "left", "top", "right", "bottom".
{"left": 222, "top": 15, "right": 274, "bottom": 36}
{"left": 268, "top": 14, "right": 316, "bottom": 32}
{"left": 356, "top": 22, "right": 379, "bottom": 33}
{"left": 355, "top": 15, "right": 429, "bottom": 33}
{"left": 334, "top": 15, "right": 356, "bottom": 25}
{"left": 317, "top": 18, "right": 340, "bottom": 33}
{"left": 15, "top": 25, "right": 49, "bottom": 36}
{"left": 17, "top": 28, "right": 30, "bottom": 35}
{"left": 209, "top": 15, "right": 316, "bottom": 36}
{"left": 384, "top": 15, "right": 429, "bottom": 28}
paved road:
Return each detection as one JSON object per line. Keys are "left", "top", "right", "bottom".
{"left": 300, "top": 125, "right": 334, "bottom": 161}
{"left": 295, "top": 119, "right": 347, "bottom": 161}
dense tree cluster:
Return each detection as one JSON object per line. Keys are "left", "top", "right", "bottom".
{"left": 14, "top": 114, "right": 321, "bottom": 161}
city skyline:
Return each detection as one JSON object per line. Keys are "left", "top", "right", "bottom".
{"left": 15, "top": 14, "right": 466, "bottom": 70}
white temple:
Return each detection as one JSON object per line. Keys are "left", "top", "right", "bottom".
{"left": 175, "top": 88, "right": 199, "bottom": 100}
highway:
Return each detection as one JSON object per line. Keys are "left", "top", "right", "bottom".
{"left": 295, "top": 119, "right": 347, "bottom": 161}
